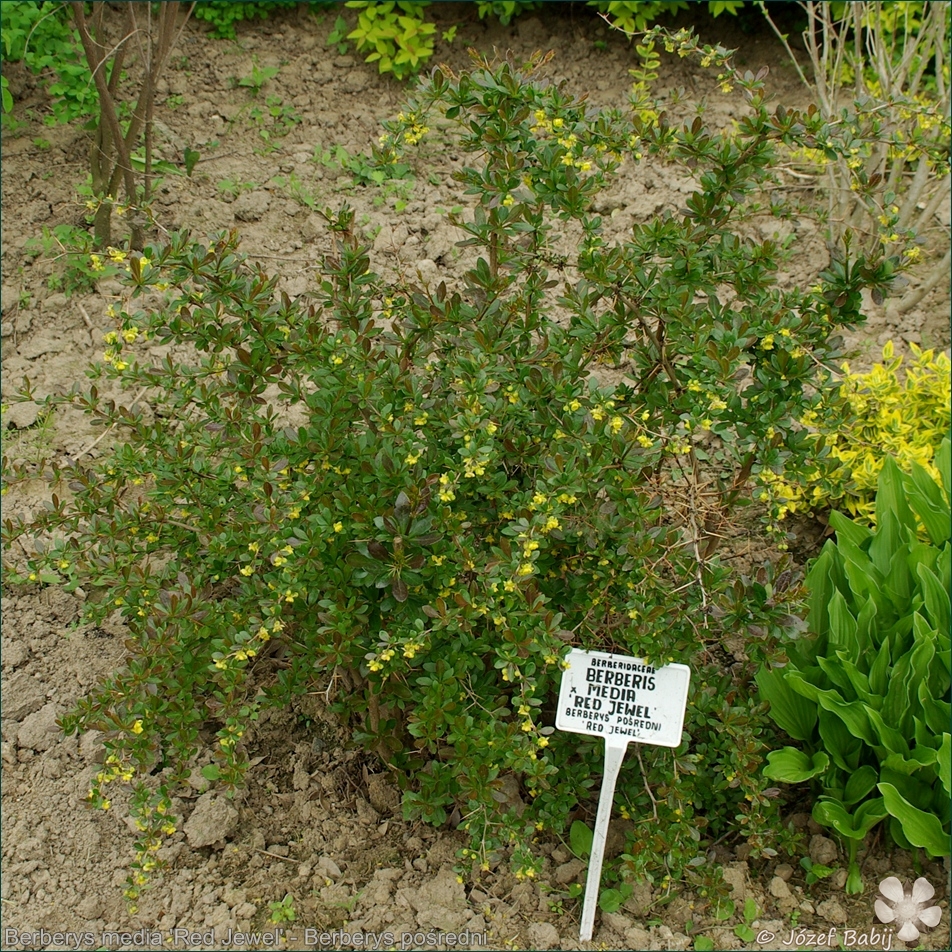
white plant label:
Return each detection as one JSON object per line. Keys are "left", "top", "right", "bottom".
{"left": 556, "top": 648, "right": 691, "bottom": 942}
{"left": 556, "top": 648, "right": 690, "bottom": 748}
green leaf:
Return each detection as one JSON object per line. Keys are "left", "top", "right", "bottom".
{"left": 865, "top": 706, "right": 910, "bottom": 756}
{"left": 714, "top": 898, "right": 735, "bottom": 920}
{"left": 813, "top": 797, "right": 862, "bottom": 839}
{"left": 918, "top": 683, "right": 952, "bottom": 735}
{"left": 787, "top": 675, "right": 876, "bottom": 748}
{"left": 756, "top": 667, "right": 817, "bottom": 741}
{"left": 938, "top": 734, "right": 951, "bottom": 797}
{"left": 570, "top": 820, "right": 593, "bottom": 858}
{"left": 184, "top": 147, "right": 200, "bottom": 177}
{"left": 694, "top": 938, "right": 715, "bottom": 952}
{"left": 845, "top": 863, "right": 865, "bottom": 895}
{"left": 827, "top": 589, "right": 857, "bottom": 652}
{"left": 917, "top": 564, "right": 951, "bottom": 634}
{"left": 829, "top": 508, "right": 872, "bottom": 548}
{"left": 817, "top": 707, "right": 862, "bottom": 771}
{"left": 878, "top": 782, "right": 950, "bottom": 857}
{"left": 843, "top": 765, "right": 878, "bottom": 806}
{"left": 935, "top": 436, "right": 951, "bottom": 498}
{"left": 875, "top": 456, "right": 916, "bottom": 537}
{"left": 764, "top": 748, "right": 829, "bottom": 783}
{"left": 201, "top": 764, "right": 220, "bottom": 781}
{"left": 905, "top": 461, "right": 951, "bottom": 546}
{"left": 599, "top": 887, "right": 625, "bottom": 912}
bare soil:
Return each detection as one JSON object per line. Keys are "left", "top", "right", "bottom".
{"left": 2, "top": 5, "right": 949, "bottom": 951}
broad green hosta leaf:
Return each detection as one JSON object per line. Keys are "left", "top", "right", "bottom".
{"left": 868, "top": 638, "right": 891, "bottom": 697}
{"left": 878, "top": 782, "right": 950, "bottom": 857}
{"left": 917, "top": 563, "right": 951, "bottom": 634}
{"left": 938, "top": 734, "right": 951, "bottom": 797}
{"left": 814, "top": 796, "right": 887, "bottom": 840}
{"left": 830, "top": 655, "right": 873, "bottom": 706}
{"left": 875, "top": 457, "right": 916, "bottom": 538}
{"left": 828, "top": 508, "right": 872, "bottom": 548}
{"left": 865, "top": 706, "right": 909, "bottom": 756}
{"left": 883, "top": 545, "right": 912, "bottom": 612}
{"left": 764, "top": 748, "right": 830, "bottom": 783}
{"left": 936, "top": 436, "right": 951, "bottom": 497}
{"left": 883, "top": 748, "right": 938, "bottom": 775}
{"left": 918, "top": 685, "right": 951, "bottom": 736}
{"left": 905, "top": 460, "right": 951, "bottom": 546}
{"left": 786, "top": 675, "right": 876, "bottom": 748}
{"left": 806, "top": 544, "right": 837, "bottom": 640}
{"left": 756, "top": 667, "right": 816, "bottom": 741}
{"left": 843, "top": 764, "right": 878, "bottom": 806}
{"left": 817, "top": 655, "right": 857, "bottom": 698}
{"left": 827, "top": 590, "right": 857, "bottom": 652}
{"left": 818, "top": 708, "right": 862, "bottom": 772}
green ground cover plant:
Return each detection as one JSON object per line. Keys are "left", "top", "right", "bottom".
{"left": 2, "top": 33, "right": 918, "bottom": 906}
{"left": 1, "top": 0, "right": 94, "bottom": 124}
{"left": 760, "top": 440, "right": 952, "bottom": 892}
{"left": 192, "top": 0, "right": 329, "bottom": 39}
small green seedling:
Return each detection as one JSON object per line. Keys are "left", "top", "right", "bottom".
{"left": 236, "top": 57, "right": 279, "bottom": 96}
{"left": 800, "top": 856, "right": 836, "bottom": 886}
{"left": 327, "top": 15, "right": 350, "bottom": 53}
{"left": 268, "top": 893, "right": 297, "bottom": 925}
{"left": 734, "top": 897, "right": 760, "bottom": 943}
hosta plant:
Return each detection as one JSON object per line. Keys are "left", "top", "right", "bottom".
{"left": 3, "top": 40, "right": 902, "bottom": 903}
{"left": 760, "top": 441, "right": 952, "bottom": 893}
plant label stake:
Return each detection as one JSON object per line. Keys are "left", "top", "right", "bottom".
{"left": 556, "top": 648, "right": 691, "bottom": 942}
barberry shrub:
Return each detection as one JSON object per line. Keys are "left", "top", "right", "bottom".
{"left": 3, "top": 37, "right": 905, "bottom": 901}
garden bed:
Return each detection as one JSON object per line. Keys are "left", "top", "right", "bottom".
{"left": 1, "top": 5, "right": 949, "bottom": 950}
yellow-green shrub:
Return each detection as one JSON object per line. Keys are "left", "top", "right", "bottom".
{"left": 761, "top": 342, "right": 951, "bottom": 528}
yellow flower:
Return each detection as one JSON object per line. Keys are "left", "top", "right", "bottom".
{"left": 333, "top": 521, "right": 343, "bottom": 532}
{"left": 131, "top": 720, "right": 144, "bottom": 734}
{"left": 240, "top": 566, "right": 254, "bottom": 576}
{"left": 501, "top": 194, "right": 515, "bottom": 207}
{"left": 609, "top": 416, "right": 623, "bottom": 433}
{"left": 761, "top": 334, "right": 774, "bottom": 350}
